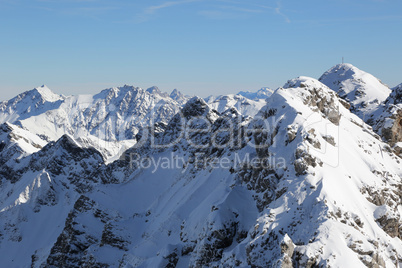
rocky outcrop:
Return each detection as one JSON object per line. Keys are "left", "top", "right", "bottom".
{"left": 280, "top": 234, "right": 295, "bottom": 268}
{"left": 376, "top": 216, "right": 401, "bottom": 239}
{"left": 193, "top": 221, "right": 238, "bottom": 266}
{"left": 380, "top": 109, "right": 402, "bottom": 146}
{"left": 45, "top": 196, "right": 102, "bottom": 267}
{"left": 386, "top": 83, "right": 402, "bottom": 105}
{"left": 284, "top": 77, "right": 341, "bottom": 125}
{"left": 1, "top": 75, "right": 402, "bottom": 267}
{"left": 368, "top": 83, "right": 402, "bottom": 154}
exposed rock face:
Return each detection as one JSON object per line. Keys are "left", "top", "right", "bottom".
{"left": 0, "top": 122, "right": 46, "bottom": 167}
{"left": 193, "top": 221, "right": 238, "bottom": 266}
{"left": 376, "top": 216, "right": 401, "bottom": 239}
{"left": 241, "top": 77, "right": 402, "bottom": 267}
{"left": 294, "top": 147, "right": 322, "bottom": 176}
{"left": 280, "top": 234, "right": 295, "bottom": 268}
{"left": 284, "top": 77, "right": 341, "bottom": 125}
{"left": 0, "top": 85, "right": 189, "bottom": 162}
{"left": 321, "top": 66, "right": 401, "bottom": 155}
{"left": 1, "top": 77, "right": 402, "bottom": 267}
{"left": 386, "top": 83, "right": 402, "bottom": 105}
{"left": 361, "top": 173, "right": 402, "bottom": 241}
{"left": 368, "top": 84, "right": 402, "bottom": 153}
{"left": 181, "top": 97, "right": 219, "bottom": 120}
{"left": 28, "top": 135, "right": 104, "bottom": 191}
{"left": 46, "top": 195, "right": 106, "bottom": 267}
{"left": 100, "top": 222, "right": 130, "bottom": 251}
{"left": 348, "top": 240, "right": 386, "bottom": 268}
{"left": 381, "top": 109, "right": 402, "bottom": 146}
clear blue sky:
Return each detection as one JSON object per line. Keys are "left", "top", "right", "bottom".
{"left": 0, "top": 0, "right": 401, "bottom": 100}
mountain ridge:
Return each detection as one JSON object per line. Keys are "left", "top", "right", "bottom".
{"left": 0, "top": 64, "right": 401, "bottom": 267}
{"left": 319, "top": 63, "right": 391, "bottom": 118}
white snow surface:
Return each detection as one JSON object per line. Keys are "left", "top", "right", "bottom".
{"left": 0, "top": 70, "right": 401, "bottom": 267}
{"left": 237, "top": 87, "right": 274, "bottom": 100}
{"left": 0, "top": 122, "right": 47, "bottom": 163}
{"left": 205, "top": 93, "right": 267, "bottom": 117}
{"left": 319, "top": 63, "right": 391, "bottom": 117}
{"left": 0, "top": 85, "right": 189, "bottom": 160}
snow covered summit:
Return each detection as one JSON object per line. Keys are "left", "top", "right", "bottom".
{"left": 237, "top": 87, "right": 274, "bottom": 100}
{"left": 319, "top": 63, "right": 391, "bottom": 117}
{"left": 0, "top": 69, "right": 401, "bottom": 267}
{"left": 0, "top": 85, "right": 64, "bottom": 123}
{"left": 33, "top": 85, "right": 64, "bottom": 102}
{"left": 0, "top": 84, "right": 189, "bottom": 159}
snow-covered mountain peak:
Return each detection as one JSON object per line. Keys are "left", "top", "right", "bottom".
{"left": 146, "top": 86, "right": 170, "bottom": 98}
{"left": 33, "top": 134, "right": 104, "bottom": 171}
{"left": 320, "top": 63, "right": 363, "bottom": 79}
{"left": 319, "top": 63, "right": 391, "bottom": 117}
{"left": 6, "top": 85, "right": 63, "bottom": 104}
{"left": 57, "top": 134, "right": 82, "bottom": 150}
{"left": 1, "top": 71, "right": 402, "bottom": 267}
{"left": 319, "top": 63, "right": 388, "bottom": 92}
{"left": 0, "top": 86, "right": 64, "bottom": 123}
{"left": 169, "top": 89, "right": 190, "bottom": 105}
{"left": 97, "top": 85, "right": 174, "bottom": 100}
{"left": 205, "top": 93, "right": 267, "bottom": 117}
{"left": 146, "top": 85, "right": 158, "bottom": 93}
{"left": 170, "top": 88, "right": 180, "bottom": 98}
{"left": 181, "top": 96, "right": 215, "bottom": 118}
{"left": 237, "top": 87, "right": 274, "bottom": 100}
{"left": 32, "top": 85, "right": 63, "bottom": 102}
{"left": 330, "top": 63, "right": 355, "bottom": 71}
{"left": 283, "top": 76, "right": 325, "bottom": 89}
{"left": 0, "top": 83, "right": 187, "bottom": 160}
{"left": 95, "top": 85, "right": 142, "bottom": 99}
{"left": 282, "top": 76, "right": 345, "bottom": 112}
{"left": 242, "top": 75, "right": 402, "bottom": 267}
{"left": 38, "top": 134, "right": 83, "bottom": 157}
{"left": 169, "top": 88, "right": 190, "bottom": 105}
{"left": 266, "top": 76, "right": 344, "bottom": 127}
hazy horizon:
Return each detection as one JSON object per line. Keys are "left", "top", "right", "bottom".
{"left": 1, "top": 0, "right": 401, "bottom": 100}
{"left": 1, "top": 61, "right": 400, "bottom": 102}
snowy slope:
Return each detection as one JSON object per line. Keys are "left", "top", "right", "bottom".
{"left": 0, "top": 122, "right": 47, "bottom": 160}
{"left": 0, "top": 85, "right": 65, "bottom": 123}
{"left": 0, "top": 134, "right": 105, "bottom": 267}
{"left": 241, "top": 77, "right": 402, "bottom": 267}
{"left": 205, "top": 93, "right": 267, "bottom": 117}
{"left": 170, "top": 88, "right": 191, "bottom": 106}
{"left": 319, "top": 64, "right": 391, "bottom": 118}
{"left": 0, "top": 85, "right": 187, "bottom": 159}
{"left": 237, "top": 87, "right": 274, "bottom": 100}
{"left": 15, "top": 85, "right": 183, "bottom": 142}
{"left": 1, "top": 77, "right": 400, "bottom": 267}
{"left": 0, "top": 122, "right": 48, "bottom": 181}
{"left": 204, "top": 87, "right": 274, "bottom": 117}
